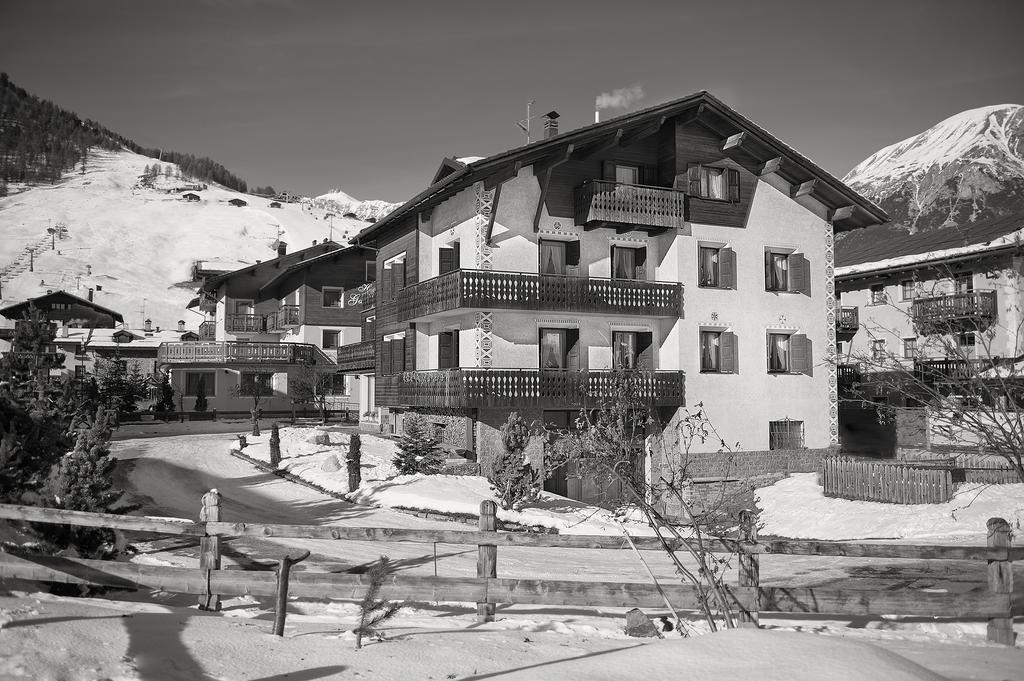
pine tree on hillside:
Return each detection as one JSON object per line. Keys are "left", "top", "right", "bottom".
{"left": 392, "top": 413, "right": 445, "bottom": 475}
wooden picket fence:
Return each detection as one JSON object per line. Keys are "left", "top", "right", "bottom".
{"left": 821, "top": 456, "right": 958, "bottom": 504}
{"left": 0, "top": 495, "right": 1019, "bottom": 645}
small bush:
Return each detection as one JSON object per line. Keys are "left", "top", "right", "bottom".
{"left": 393, "top": 413, "right": 444, "bottom": 475}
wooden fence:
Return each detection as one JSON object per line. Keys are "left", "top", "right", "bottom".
{"left": 0, "top": 496, "right": 1019, "bottom": 645}
{"left": 821, "top": 456, "right": 958, "bottom": 504}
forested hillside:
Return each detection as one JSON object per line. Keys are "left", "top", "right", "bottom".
{"left": 0, "top": 72, "right": 249, "bottom": 193}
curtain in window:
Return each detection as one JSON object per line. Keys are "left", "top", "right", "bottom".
{"left": 541, "top": 329, "right": 565, "bottom": 369}
{"left": 703, "top": 167, "right": 725, "bottom": 199}
{"left": 699, "top": 248, "right": 719, "bottom": 286}
{"left": 615, "top": 165, "right": 639, "bottom": 185}
{"left": 612, "top": 247, "right": 636, "bottom": 280}
{"left": 234, "top": 300, "right": 253, "bottom": 315}
{"left": 768, "top": 334, "right": 790, "bottom": 372}
{"left": 701, "top": 332, "right": 720, "bottom": 371}
{"left": 612, "top": 332, "right": 637, "bottom": 370}
{"left": 769, "top": 253, "right": 789, "bottom": 290}
{"left": 540, "top": 241, "right": 566, "bottom": 276}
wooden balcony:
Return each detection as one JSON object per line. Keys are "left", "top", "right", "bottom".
{"left": 266, "top": 305, "right": 301, "bottom": 333}
{"left": 225, "top": 314, "right": 264, "bottom": 335}
{"left": 386, "top": 269, "right": 684, "bottom": 322}
{"left": 335, "top": 340, "right": 375, "bottom": 372}
{"left": 837, "top": 306, "right": 859, "bottom": 334}
{"left": 574, "top": 180, "right": 686, "bottom": 232}
{"left": 911, "top": 291, "right": 996, "bottom": 334}
{"left": 837, "top": 363, "right": 862, "bottom": 391}
{"left": 377, "top": 369, "right": 685, "bottom": 409}
{"left": 198, "top": 321, "right": 216, "bottom": 341}
{"left": 913, "top": 358, "right": 994, "bottom": 385}
{"left": 157, "top": 341, "right": 323, "bottom": 367}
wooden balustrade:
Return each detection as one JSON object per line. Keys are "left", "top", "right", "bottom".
{"left": 225, "top": 313, "right": 264, "bottom": 334}
{"left": 912, "top": 290, "right": 997, "bottom": 332}
{"left": 574, "top": 179, "right": 687, "bottom": 231}
{"left": 384, "top": 269, "right": 683, "bottom": 322}
{"left": 334, "top": 340, "right": 375, "bottom": 372}
{"left": 378, "top": 368, "right": 685, "bottom": 409}
{"left": 265, "top": 305, "right": 301, "bottom": 332}
{"left": 837, "top": 306, "right": 859, "bottom": 333}
{"left": 157, "top": 341, "right": 318, "bottom": 366}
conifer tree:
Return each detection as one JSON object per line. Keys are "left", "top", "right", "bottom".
{"left": 392, "top": 413, "right": 444, "bottom": 475}
{"left": 489, "top": 411, "right": 541, "bottom": 510}
{"left": 194, "top": 375, "right": 208, "bottom": 412}
{"left": 353, "top": 555, "right": 402, "bottom": 649}
{"left": 155, "top": 370, "right": 175, "bottom": 413}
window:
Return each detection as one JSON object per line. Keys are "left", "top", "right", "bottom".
{"left": 686, "top": 164, "right": 741, "bottom": 202}
{"left": 540, "top": 328, "right": 580, "bottom": 371}
{"left": 958, "top": 331, "right": 977, "bottom": 352}
{"left": 438, "top": 243, "right": 461, "bottom": 275}
{"left": 870, "top": 284, "right": 886, "bottom": 305}
{"left": 698, "top": 247, "right": 720, "bottom": 287}
{"left": 233, "top": 299, "right": 254, "bottom": 315}
{"left": 74, "top": 365, "right": 85, "bottom": 379}
{"left": 322, "top": 330, "right": 340, "bottom": 349}
{"left": 954, "top": 272, "right": 974, "bottom": 294}
{"left": 902, "top": 337, "right": 917, "bottom": 359}
{"left": 767, "top": 333, "right": 811, "bottom": 375}
{"left": 872, "top": 339, "right": 886, "bottom": 361}
{"left": 539, "top": 240, "right": 566, "bottom": 276}
{"left": 901, "top": 280, "right": 915, "bottom": 301}
{"left": 614, "top": 164, "right": 639, "bottom": 185}
{"left": 185, "top": 371, "right": 215, "bottom": 397}
{"left": 322, "top": 287, "right": 344, "bottom": 308}
{"left": 240, "top": 372, "right": 273, "bottom": 393}
{"left": 326, "top": 373, "right": 349, "bottom": 396}
{"left": 764, "top": 251, "right": 809, "bottom": 294}
{"left": 612, "top": 245, "right": 646, "bottom": 280}
{"left": 700, "top": 331, "right": 721, "bottom": 372}
{"left": 612, "top": 331, "right": 638, "bottom": 370}
{"left": 438, "top": 330, "right": 459, "bottom": 369}
{"left": 380, "top": 334, "right": 406, "bottom": 375}
{"left": 767, "top": 333, "right": 791, "bottom": 373}
{"left": 365, "top": 261, "right": 376, "bottom": 282}
{"left": 769, "top": 420, "right": 805, "bottom": 450}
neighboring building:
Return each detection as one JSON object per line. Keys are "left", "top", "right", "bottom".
{"left": 835, "top": 213, "right": 1024, "bottom": 380}
{"left": 0, "top": 290, "right": 123, "bottom": 329}
{"left": 55, "top": 321, "right": 201, "bottom": 386}
{"left": 354, "top": 91, "right": 887, "bottom": 489}
{"left": 270, "top": 201, "right": 282, "bottom": 209}
{"left": 159, "top": 241, "right": 375, "bottom": 414}
{"left": 228, "top": 198, "right": 248, "bottom": 207}
{"left": 183, "top": 192, "right": 201, "bottom": 202}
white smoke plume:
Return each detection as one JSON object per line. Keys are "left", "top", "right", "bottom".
{"left": 595, "top": 84, "right": 645, "bottom": 110}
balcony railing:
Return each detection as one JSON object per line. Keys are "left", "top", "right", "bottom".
{"left": 334, "top": 340, "right": 375, "bottom": 372}
{"left": 837, "top": 306, "right": 859, "bottom": 333}
{"left": 911, "top": 291, "right": 997, "bottom": 333}
{"left": 377, "top": 368, "right": 685, "bottom": 409}
{"left": 225, "top": 314, "right": 264, "bottom": 334}
{"left": 157, "top": 341, "right": 319, "bottom": 366}
{"left": 837, "top": 363, "right": 862, "bottom": 390}
{"left": 574, "top": 180, "right": 686, "bottom": 231}
{"left": 913, "top": 358, "right": 994, "bottom": 385}
{"left": 198, "top": 321, "right": 216, "bottom": 341}
{"left": 266, "top": 305, "right": 301, "bottom": 332}
{"left": 385, "top": 269, "right": 684, "bottom": 321}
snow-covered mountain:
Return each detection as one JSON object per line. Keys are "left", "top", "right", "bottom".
{"left": 844, "top": 104, "right": 1024, "bottom": 233}
{"left": 0, "top": 149, "right": 374, "bottom": 330}
{"left": 309, "top": 188, "right": 401, "bottom": 223}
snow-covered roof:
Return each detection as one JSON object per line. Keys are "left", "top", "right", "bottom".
{"left": 53, "top": 326, "right": 196, "bottom": 350}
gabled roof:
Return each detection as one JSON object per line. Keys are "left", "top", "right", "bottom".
{"left": 257, "top": 244, "right": 373, "bottom": 298}
{"left": 200, "top": 241, "right": 343, "bottom": 293}
{"left": 835, "top": 212, "right": 1024, "bottom": 279}
{"left": 0, "top": 290, "right": 124, "bottom": 322}
{"left": 355, "top": 91, "right": 888, "bottom": 246}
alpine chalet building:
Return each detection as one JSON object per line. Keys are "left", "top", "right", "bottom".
{"left": 354, "top": 91, "right": 888, "bottom": 484}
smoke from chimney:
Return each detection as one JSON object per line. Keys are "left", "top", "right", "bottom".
{"left": 595, "top": 84, "right": 645, "bottom": 113}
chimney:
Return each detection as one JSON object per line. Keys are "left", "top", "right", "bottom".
{"left": 87, "top": 288, "right": 94, "bottom": 302}
{"left": 177, "top": 320, "right": 186, "bottom": 332}
{"left": 155, "top": 326, "right": 161, "bottom": 333}
{"left": 595, "top": 111, "right": 600, "bottom": 124}
{"left": 277, "top": 241, "right": 288, "bottom": 256}
{"left": 144, "top": 318, "right": 152, "bottom": 332}
{"left": 543, "top": 111, "right": 560, "bottom": 139}
{"left": 312, "top": 240, "right": 317, "bottom": 246}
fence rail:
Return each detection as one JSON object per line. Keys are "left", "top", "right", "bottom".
{"left": 0, "top": 499, "right": 1018, "bottom": 645}
{"left": 821, "top": 456, "right": 956, "bottom": 504}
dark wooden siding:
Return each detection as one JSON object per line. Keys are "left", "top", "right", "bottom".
{"left": 300, "top": 252, "right": 372, "bottom": 326}
{"left": 674, "top": 121, "right": 756, "bottom": 228}
{"left": 374, "top": 216, "right": 418, "bottom": 377}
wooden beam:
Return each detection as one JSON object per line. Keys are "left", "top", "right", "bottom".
{"left": 618, "top": 123, "right": 662, "bottom": 148}
{"left": 828, "top": 205, "right": 856, "bottom": 222}
{"left": 791, "top": 180, "right": 817, "bottom": 199}
{"left": 615, "top": 225, "right": 633, "bottom": 235}
{"left": 570, "top": 129, "right": 623, "bottom": 160}
{"left": 759, "top": 157, "right": 784, "bottom": 176}
{"left": 722, "top": 132, "right": 746, "bottom": 151}
{"left": 482, "top": 161, "right": 521, "bottom": 191}
{"left": 484, "top": 181, "right": 503, "bottom": 244}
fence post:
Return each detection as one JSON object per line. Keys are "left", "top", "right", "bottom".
{"left": 273, "top": 550, "right": 310, "bottom": 636}
{"left": 477, "top": 500, "right": 497, "bottom": 623}
{"left": 737, "top": 508, "right": 760, "bottom": 627}
{"left": 198, "top": 489, "right": 222, "bottom": 611}
{"left": 986, "top": 516, "right": 1015, "bottom": 645}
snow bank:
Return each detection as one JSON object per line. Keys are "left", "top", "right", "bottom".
{"left": 348, "top": 473, "right": 656, "bottom": 536}
{"left": 757, "top": 472, "right": 1024, "bottom": 540}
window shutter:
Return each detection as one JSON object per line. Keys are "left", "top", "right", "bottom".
{"left": 438, "top": 248, "right": 455, "bottom": 275}
{"left": 721, "top": 332, "right": 738, "bottom": 373}
{"left": 566, "top": 329, "right": 581, "bottom": 371}
{"left": 635, "top": 247, "right": 648, "bottom": 281}
{"left": 452, "top": 329, "right": 460, "bottom": 368}
{"left": 719, "top": 247, "right": 736, "bottom": 289}
{"left": 566, "top": 240, "right": 581, "bottom": 268}
{"left": 790, "top": 334, "right": 812, "bottom": 376}
{"left": 636, "top": 332, "right": 654, "bottom": 370}
{"left": 392, "top": 337, "right": 405, "bottom": 374}
{"left": 392, "top": 261, "right": 405, "bottom": 292}
{"left": 728, "top": 168, "right": 741, "bottom": 202}
{"left": 764, "top": 251, "right": 773, "bottom": 290}
{"left": 439, "top": 332, "right": 453, "bottom": 369}
{"left": 602, "top": 161, "right": 616, "bottom": 181}
{"left": 642, "top": 165, "right": 657, "bottom": 186}
{"left": 789, "top": 253, "right": 810, "bottom": 295}
{"left": 405, "top": 325, "right": 415, "bottom": 371}
{"left": 453, "top": 242, "right": 461, "bottom": 269}
{"left": 686, "top": 163, "right": 701, "bottom": 195}
{"left": 381, "top": 340, "right": 393, "bottom": 376}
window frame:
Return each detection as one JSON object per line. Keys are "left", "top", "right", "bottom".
{"left": 321, "top": 329, "right": 341, "bottom": 349}
{"left": 614, "top": 163, "right": 640, "bottom": 186}
{"left": 900, "top": 280, "right": 915, "bottom": 301}
{"left": 611, "top": 331, "right": 638, "bottom": 371}
{"left": 902, "top": 337, "right": 917, "bottom": 359}
{"left": 765, "top": 251, "right": 790, "bottom": 292}
{"left": 698, "top": 245, "right": 721, "bottom": 288}
{"left": 184, "top": 370, "right": 216, "bottom": 397}
{"left": 870, "top": 284, "right": 887, "bottom": 305}
{"left": 700, "top": 330, "right": 723, "bottom": 373}
{"left": 240, "top": 371, "right": 273, "bottom": 393}
{"left": 954, "top": 272, "right": 974, "bottom": 294}
{"left": 872, "top": 339, "right": 886, "bottom": 361}
{"left": 766, "top": 333, "right": 792, "bottom": 374}
{"left": 769, "top": 419, "right": 805, "bottom": 450}
{"left": 321, "top": 286, "right": 345, "bottom": 309}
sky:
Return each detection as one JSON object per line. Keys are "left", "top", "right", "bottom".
{"left": 2, "top": 0, "right": 1023, "bottom": 203}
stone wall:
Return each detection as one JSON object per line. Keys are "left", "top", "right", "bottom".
{"left": 411, "top": 408, "right": 473, "bottom": 452}
{"left": 660, "top": 447, "right": 830, "bottom": 480}
{"left": 476, "top": 407, "right": 543, "bottom": 477}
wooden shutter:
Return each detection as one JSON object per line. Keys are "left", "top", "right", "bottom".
{"left": 602, "top": 160, "right": 616, "bottom": 181}
{"left": 636, "top": 332, "right": 654, "bottom": 370}
{"left": 719, "top": 247, "right": 736, "bottom": 289}
{"left": 764, "top": 251, "right": 773, "bottom": 290}
{"left": 790, "top": 334, "right": 812, "bottom": 376}
{"left": 438, "top": 248, "right": 455, "bottom": 275}
{"left": 687, "top": 163, "right": 701, "bottom": 195}
{"left": 566, "top": 329, "right": 580, "bottom": 371}
{"left": 641, "top": 165, "right": 658, "bottom": 186}
{"left": 453, "top": 242, "right": 461, "bottom": 270}
{"left": 381, "top": 267, "right": 393, "bottom": 301}
{"left": 789, "top": 253, "right": 810, "bottom": 295}
{"left": 392, "top": 337, "right": 405, "bottom": 374}
{"left": 405, "top": 325, "right": 416, "bottom": 371}
{"left": 381, "top": 339, "right": 393, "bottom": 376}
{"left": 392, "top": 261, "right": 405, "bottom": 292}
{"left": 635, "top": 247, "right": 648, "bottom": 281}
{"left": 566, "top": 240, "right": 581, "bottom": 268}
{"left": 721, "top": 332, "right": 738, "bottom": 373}
{"left": 439, "top": 332, "right": 453, "bottom": 369}
{"left": 452, "top": 329, "right": 459, "bottom": 368}
{"left": 728, "top": 168, "right": 741, "bottom": 202}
